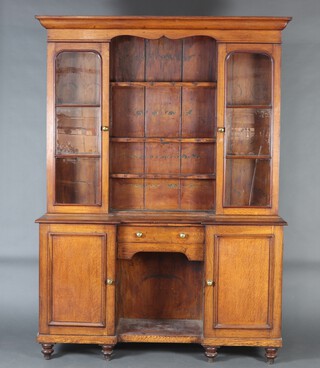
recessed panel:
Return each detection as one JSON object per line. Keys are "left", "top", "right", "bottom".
{"left": 145, "top": 179, "right": 180, "bottom": 210}
{"left": 110, "top": 36, "right": 145, "bottom": 81}
{"left": 146, "top": 38, "right": 182, "bottom": 81}
{"left": 50, "top": 234, "right": 105, "bottom": 325}
{"left": 214, "top": 235, "right": 273, "bottom": 328}
{"left": 145, "top": 143, "right": 180, "bottom": 174}
{"left": 183, "top": 37, "right": 216, "bottom": 82}
{"left": 181, "top": 143, "right": 215, "bottom": 175}
{"left": 112, "top": 86, "right": 145, "bottom": 137}
{"left": 181, "top": 180, "right": 215, "bottom": 211}
{"left": 182, "top": 87, "right": 215, "bottom": 138}
{"left": 145, "top": 87, "right": 180, "bottom": 137}
{"left": 110, "top": 143, "right": 144, "bottom": 174}
{"left": 110, "top": 179, "right": 144, "bottom": 210}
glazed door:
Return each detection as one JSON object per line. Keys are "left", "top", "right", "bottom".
{"left": 47, "top": 43, "right": 110, "bottom": 213}
{"left": 39, "top": 224, "right": 116, "bottom": 336}
{"left": 204, "top": 225, "right": 283, "bottom": 339}
{"left": 216, "top": 44, "right": 281, "bottom": 215}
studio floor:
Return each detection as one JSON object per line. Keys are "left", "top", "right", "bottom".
{"left": 1, "top": 258, "right": 319, "bottom": 368}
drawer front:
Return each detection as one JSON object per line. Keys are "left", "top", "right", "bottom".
{"left": 118, "top": 226, "right": 205, "bottom": 244}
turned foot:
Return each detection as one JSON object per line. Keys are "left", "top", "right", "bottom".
{"left": 203, "top": 345, "right": 219, "bottom": 363}
{"left": 101, "top": 344, "right": 114, "bottom": 360}
{"left": 41, "top": 343, "right": 54, "bottom": 360}
{"left": 265, "top": 347, "right": 278, "bottom": 364}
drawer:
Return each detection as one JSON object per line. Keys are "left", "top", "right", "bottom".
{"left": 117, "top": 226, "right": 204, "bottom": 244}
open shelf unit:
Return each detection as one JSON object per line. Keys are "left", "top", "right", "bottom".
{"left": 110, "top": 36, "right": 217, "bottom": 212}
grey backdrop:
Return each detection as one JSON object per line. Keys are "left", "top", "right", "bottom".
{"left": 0, "top": 1, "right": 319, "bottom": 367}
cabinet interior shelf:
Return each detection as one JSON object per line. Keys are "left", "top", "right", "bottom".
{"left": 117, "top": 318, "right": 202, "bottom": 343}
{"left": 226, "top": 154, "right": 271, "bottom": 160}
{"left": 226, "top": 105, "right": 272, "bottom": 109}
{"left": 55, "top": 104, "right": 101, "bottom": 108}
{"left": 55, "top": 154, "right": 100, "bottom": 158}
{"left": 110, "top": 137, "right": 216, "bottom": 143}
{"left": 111, "top": 81, "right": 217, "bottom": 88}
{"left": 110, "top": 173, "right": 215, "bottom": 179}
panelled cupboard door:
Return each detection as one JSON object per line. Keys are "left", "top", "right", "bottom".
{"left": 39, "top": 224, "right": 116, "bottom": 336}
{"left": 216, "top": 43, "right": 281, "bottom": 215}
{"left": 204, "top": 226, "right": 283, "bottom": 339}
{"left": 47, "top": 43, "right": 110, "bottom": 213}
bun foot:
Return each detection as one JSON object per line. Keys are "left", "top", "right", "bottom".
{"left": 203, "top": 345, "right": 219, "bottom": 363}
{"left": 265, "top": 347, "right": 278, "bottom": 364}
{"left": 101, "top": 344, "right": 115, "bottom": 360}
{"left": 41, "top": 343, "right": 54, "bottom": 360}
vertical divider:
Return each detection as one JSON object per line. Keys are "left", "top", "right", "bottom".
{"left": 102, "top": 42, "right": 110, "bottom": 213}
{"left": 143, "top": 39, "right": 147, "bottom": 210}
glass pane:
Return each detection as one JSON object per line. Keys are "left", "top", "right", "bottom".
{"left": 56, "top": 52, "right": 101, "bottom": 105}
{"left": 56, "top": 107, "right": 100, "bottom": 155}
{"left": 227, "top": 53, "right": 272, "bottom": 106}
{"left": 55, "top": 158, "right": 101, "bottom": 205}
{"left": 224, "top": 159, "right": 270, "bottom": 207}
{"left": 226, "top": 108, "right": 271, "bottom": 156}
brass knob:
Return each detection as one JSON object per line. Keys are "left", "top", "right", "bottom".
{"left": 101, "top": 126, "right": 109, "bottom": 132}
{"left": 106, "top": 278, "right": 114, "bottom": 285}
{"left": 206, "top": 280, "right": 215, "bottom": 286}
{"left": 217, "top": 127, "right": 225, "bottom": 133}
{"left": 136, "top": 232, "right": 143, "bottom": 238}
{"left": 179, "top": 233, "right": 187, "bottom": 239}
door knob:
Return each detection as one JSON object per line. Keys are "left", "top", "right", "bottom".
{"left": 106, "top": 278, "right": 114, "bottom": 285}
{"left": 206, "top": 280, "right": 215, "bottom": 286}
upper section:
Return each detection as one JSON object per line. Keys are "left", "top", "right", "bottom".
{"left": 38, "top": 16, "right": 290, "bottom": 217}
{"left": 36, "top": 16, "right": 291, "bottom": 44}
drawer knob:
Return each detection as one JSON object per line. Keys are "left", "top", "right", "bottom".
{"left": 106, "top": 278, "right": 114, "bottom": 285}
{"left": 101, "top": 126, "right": 109, "bottom": 132}
{"left": 179, "top": 232, "right": 187, "bottom": 239}
{"left": 206, "top": 280, "right": 215, "bottom": 286}
{"left": 217, "top": 127, "right": 225, "bottom": 133}
{"left": 136, "top": 232, "right": 143, "bottom": 238}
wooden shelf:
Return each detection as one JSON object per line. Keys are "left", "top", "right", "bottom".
{"left": 111, "top": 137, "right": 216, "bottom": 143}
{"left": 110, "top": 173, "right": 215, "bottom": 180}
{"left": 226, "top": 104, "right": 272, "bottom": 109}
{"left": 55, "top": 104, "right": 100, "bottom": 108}
{"left": 55, "top": 154, "right": 100, "bottom": 158}
{"left": 226, "top": 154, "right": 271, "bottom": 160}
{"left": 117, "top": 318, "right": 202, "bottom": 343}
{"left": 111, "top": 81, "right": 216, "bottom": 88}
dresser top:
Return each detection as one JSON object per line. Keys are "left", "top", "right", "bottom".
{"left": 36, "top": 16, "right": 291, "bottom": 31}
